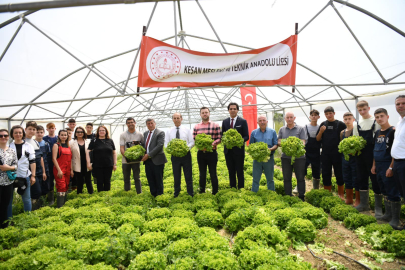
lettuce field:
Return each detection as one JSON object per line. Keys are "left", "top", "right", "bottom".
{"left": 1, "top": 145, "right": 404, "bottom": 269}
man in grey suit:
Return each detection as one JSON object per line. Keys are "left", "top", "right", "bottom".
{"left": 141, "top": 118, "right": 167, "bottom": 197}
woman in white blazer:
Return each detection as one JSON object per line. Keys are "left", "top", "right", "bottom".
{"left": 70, "top": 126, "right": 93, "bottom": 194}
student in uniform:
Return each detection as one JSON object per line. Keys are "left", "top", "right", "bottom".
{"left": 25, "top": 121, "right": 46, "bottom": 210}
{"left": 353, "top": 100, "right": 381, "bottom": 212}
{"left": 340, "top": 112, "right": 357, "bottom": 205}
{"left": 35, "top": 125, "right": 51, "bottom": 202}
{"left": 304, "top": 109, "right": 321, "bottom": 190}
{"left": 316, "top": 107, "right": 346, "bottom": 198}
{"left": 44, "top": 123, "right": 58, "bottom": 206}
{"left": 371, "top": 108, "right": 400, "bottom": 228}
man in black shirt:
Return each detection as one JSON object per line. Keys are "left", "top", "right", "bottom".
{"left": 86, "top": 123, "right": 95, "bottom": 141}
{"left": 371, "top": 108, "right": 400, "bottom": 229}
{"left": 316, "top": 106, "right": 346, "bottom": 198}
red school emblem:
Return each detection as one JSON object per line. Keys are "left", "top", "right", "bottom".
{"left": 149, "top": 50, "right": 181, "bottom": 80}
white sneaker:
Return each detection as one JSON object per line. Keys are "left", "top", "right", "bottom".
{"left": 292, "top": 186, "right": 298, "bottom": 194}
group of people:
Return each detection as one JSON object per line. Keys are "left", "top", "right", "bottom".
{"left": 0, "top": 96, "right": 404, "bottom": 230}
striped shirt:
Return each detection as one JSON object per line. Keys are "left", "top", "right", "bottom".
{"left": 193, "top": 121, "right": 221, "bottom": 150}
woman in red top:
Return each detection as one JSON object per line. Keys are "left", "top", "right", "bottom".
{"left": 52, "top": 129, "right": 72, "bottom": 208}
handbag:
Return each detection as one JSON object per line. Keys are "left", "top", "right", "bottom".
{"left": 6, "top": 170, "right": 17, "bottom": 181}
{"left": 14, "top": 177, "right": 28, "bottom": 195}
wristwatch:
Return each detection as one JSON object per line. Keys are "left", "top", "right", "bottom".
{"left": 389, "top": 167, "right": 393, "bottom": 170}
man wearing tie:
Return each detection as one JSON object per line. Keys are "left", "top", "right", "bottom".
{"left": 221, "top": 102, "right": 249, "bottom": 189}
{"left": 165, "top": 113, "right": 194, "bottom": 197}
{"left": 141, "top": 118, "right": 167, "bottom": 197}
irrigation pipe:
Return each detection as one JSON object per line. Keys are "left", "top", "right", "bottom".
{"left": 229, "top": 232, "right": 234, "bottom": 245}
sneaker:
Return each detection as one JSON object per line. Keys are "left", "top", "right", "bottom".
{"left": 292, "top": 186, "right": 298, "bottom": 194}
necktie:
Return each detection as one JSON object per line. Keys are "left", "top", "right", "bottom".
{"left": 176, "top": 127, "right": 180, "bottom": 139}
{"left": 231, "top": 118, "right": 234, "bottom": 128}
{"left": 145, "top": 131, "right": 152, "bottom": 152}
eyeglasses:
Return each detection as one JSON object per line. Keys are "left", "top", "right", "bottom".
{"left": 76, "top": 131, "right": 84, "bottom": 134}
{"left": 0, "top": 135, "right": 9, "bottom": 138}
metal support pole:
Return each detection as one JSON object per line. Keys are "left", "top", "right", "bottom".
{"left": 299, "top": 0, "right": 331, "bottom": 34}
{"left": 63, "top": 67, "right": 93, "bottom": 117}
{"left": 124, "top": 1, "right": 158, "bottom": 93}
{"left": 177, "top": 0, "right": 183, "bottom": 31}
{"left": 292, "top": 23, "right": 298, "bottom": 93}
{"left": 0, "top": 18, "right": 24, "bottom": 62}
{"left": 355, "top": 97, "right": 359, "bottom": 121}
{"left": 282, "top": 108, "right": 286, "bottom": 126}
{"left": 195, "top": 0, "right": 227, "bottom": 53}
{"left": 333, "top": 86, "right": 351, "bottom": 113}
{"left": 174, "top": 1, "right": 178, "bottom": 47}
{"left": 20, "top": 105, "right": 32, "bottom": 125}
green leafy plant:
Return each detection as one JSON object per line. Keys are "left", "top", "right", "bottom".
{"left": 339, "top": 136, "right": 367, "bottom": 161}
{"left": 280, "top": 136, "right": 306, "bottom": 164}
{"left": 386, "top": 230, "right": 405, "bottom": 257}
{"left": 166, "top": 138, "right": 189, "bottom": 157}
{"left": 225, "top": 208, "right": 256, "bottom": 232}
{"left": 305, "top": 189, "right": 333, "bottom": 207}
{"left": 362, "top": 249, "right": 395, "bottom": 264}
{"left": 330, "top": 204, "right": 358, "bottom": 221}
{"left": 286, "top": 218, "right": 317, "bottom": 242}
{"left": 300, "top": 207, "right": 328, "bottom": 229}
{"left": 195, "top": 133, "right": 214, "bottom": 152}
{"left": 194, "top": 210, "right": 224, "bottom": 228}
{"left": 221, "top": 129, "right": 244, "bottom": 149}
{"left": 124, "top": 145, "right": 145, "bottom": 162}
{"left": 128, "top": 250, "right": 166, "bottom": 270}
{"left": 320, "top": 196, "right": 345, "bottom": 213}
{"left": 246, "top": 142, "right": 271, "bottom": 162}
{"left": 343, "top": 213, "right": 377, "bottom": 230}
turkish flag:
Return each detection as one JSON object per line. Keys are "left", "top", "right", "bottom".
{"left": 240, "top": 87, "right": 257, "bottom": 146}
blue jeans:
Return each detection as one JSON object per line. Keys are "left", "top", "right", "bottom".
{"left": 342, "top": 155, "right": 357, "bottom": 190}
{"left": 393, "top": 159, "right": 405, "bottom": 199}
{"left": 376, "top": 161, "right": 400, "bottom": 201}
{"left": 252, "top": 155, "right": 274, "bottom": 192}
{"left": 7, "top": 177, "right": 32, "bottom": 219}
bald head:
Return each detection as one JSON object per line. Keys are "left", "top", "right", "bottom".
{"left": 285, "top": 112, "right": 296, "bottom": 126}
{"left": 258, "top": 115, "right": 268, "bottom": 130}
{"left": 172, "top": 112, "right": 183, "bottom": 127}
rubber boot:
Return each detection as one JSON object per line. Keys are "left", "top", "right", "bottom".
{"left": 389, "top": 201, "right": 402, "bottom": 230}
{"left": 345, "top": 189, "right": 354, "bottom": 205}
{"left": 374, "top": 194, "right": 384, "bottom": 219}
{"left": 355, "top": 190, "right": 370, "bottom": 212}
{"left": 338, "top": 185, "right": 345, "bottom": 201}
{"left": 354, "top": 190, "right": 361, "bottom": 207}
{"left": 31, "top": 199, "right": 39, "bottom": 211}
{"left": 312, "top": 178, "right": 320, "bottom": 190}
{"left": 64, "top": 193, "right": 68, "bottom": 203}
{"left": 57, "top": 193, "right": 65, "bottom": 208}
{"left": 324, "top": 185, "right": 332, "bottom": 192}
{"left": 48, "top": 191, "right": 55, "bottom": 206}
{"left": 379, "top": 198, "right": 392, "bottom": 221}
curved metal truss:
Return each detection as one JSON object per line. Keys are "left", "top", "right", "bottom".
{"left": 1, "top": 0, "right": 404, "bottom": 133}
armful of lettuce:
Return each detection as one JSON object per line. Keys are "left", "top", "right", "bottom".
{"left": 280, "top": 136, "right": 306, "bottom": 165}
{"left": 222, "top": 129, "right": 244, "bottom": 149}
{"left": 195, "top": 133, "right": 214, "bottom": 152}
{"left": 166, "top": 139, "right": 189, "bottom": 157}
{"left": 124, "top": 145, "right": 146, "bottom": 162}
{"left": 338, "top": 136, "right": 367, "bottom": 161}
{"left": 246, "top": 142, "right": 271, "bottom": 162}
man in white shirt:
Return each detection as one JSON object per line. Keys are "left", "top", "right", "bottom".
{"left": 165, "top": 113, "right": 194, "bottom": 197}
{"left": 353, "top": 100, "right": 382, "bottom": 212}
{"left": 392, "top": 95, "right": 405, "bottom": 229}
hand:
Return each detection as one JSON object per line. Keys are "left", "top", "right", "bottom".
{"left": 320, "top": 126, "right": 326, "bottom": 133}
{"left": 386, "top": 169, "right": 393, "bottom": 178}
{"left": 57, "top": 170, "right": 63, "bottom": 179}
{"left": 141, "top": 154, "right": 149, "bottom": 162}
{"left": 71, "top": 170, "right": 74, "bottom": 178}
{"left": 43, "top": 172, "right": 47, "bottom": 181}
{"left": 30, "top": 175, "right": 36, "bottom": 186}
{"left": 371, "top": 166, "right": 376, "bottom": 174}
{"left": 87, "top": 163, "right": 92, "bottom": 171}
{"left": 0, "top": 164, "right": 12, "bottom": 171}
{"left": 113, "top": 165, "right": 117, "bottom": 172}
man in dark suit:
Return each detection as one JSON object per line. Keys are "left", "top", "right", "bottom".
{"left": 141, "top": 118, "right": 167, "bottom": 197}
{"left": 222, "top": 102, "right": 249, "bottom": 189}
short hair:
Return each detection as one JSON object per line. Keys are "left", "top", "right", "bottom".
{"left": 356, "top": 100, "right": 369, "bottom": 108}
{"left": 0, "top": 129, "right": 9, "bottom": 135}
{"left": 10, "top": 125, "right": 26, "bottom": 140}
{"left": 172, "top": 113, "right": 182, "bottom": 119}
{"left": 96, "top": 125, "right": 110, "bottom": 139}
{"left": 395, "top": 95, "right": 405, "bottom": 101}
{"left": 66, "top": 127, "right": 72, "bottom": 131}
{"left": 36, "top": 125, "right": 45, "bottom": 132}
{"left": 324, "top": 106, "right": 334, "bottom": 113}
{"left": 374, "top": 108, "right": 388, "bottom": 116}
{"left": 74, "top": 126, "right": 87, "bottom": 140}
{"left": 46, "top": 122, "right": 55, "bottom": 129}
{"left": 343, "top": 112, "right": 354, "bottom": 118}
{"left": 126, "top": 117, "right": 135, "bottom": 124}
{"left": 68, "top": 118, "right": 76, "bottom": 123}
{"left": 200, "top": 107, "right": 210, "bottom": 113}
{"left": 310, "top": 109, "right": 320, "bottom": 116}
{"left": 145, "top": 118, "right": 155, "bottom": 124}
{"left": 57, "top": 129, "right": 70, "bottom": 147}
{"left": 26, "top": 121, "right": 37, "bottom": 129}
{"left": 257, "top": 115, "right": 267, "bottom": 121}
{"left": 86, "top": 122, "right": 93, "bottom": 127}
{"left": 228, "top": 102, "right": 239, "bottom": 110}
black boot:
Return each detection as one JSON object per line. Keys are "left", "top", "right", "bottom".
{"left": 312, "top": 178, "right": 320, "bottom": 190}
{"left": 354, "top": 190, "right": 370, "bottom": 212}
{"left": 48, "top": 191, "right": 54, "bottom": 206}
{"left": 374, "top": 194, "right": 383, "bottom": 219}
{"left": 379, "top": 197, "right": 392, "bottom": 221}
{"left": 57, "top": 193, "right": 65, "bottom": 208}
{"left": 389, "top": 201, "right": 403, "bottom": 230}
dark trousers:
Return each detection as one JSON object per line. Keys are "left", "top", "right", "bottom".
{"left": 123, "top": 163, "right": 142, "bottom": 193}
{"left": 342, "top": 155, "right": 357, "bottom": 190}
{"left": 375, "top": 161, "right": 398, "bottom": 201}
{"left": 48, "top": 160, "right": 55, "bottom": 192}
{"left": 281, "top": 157, "right": 306, "bottom": 198}
{"left": 31, "top": 175, "right": 42, "bottom": 200}
{"left": 144, "top": 159, "right": 164, "bottom": 197}
{"left": 304, "top": 154, "right": 321, "bottom": 179}
{"left": 197, "top": 150, "right": 218, "bottom": 195}
{"left": 93, "top": 166, "right": 113, "bottom": 192}
{"left": 0, "top": 184, "right": 13, "bottom": 228}
{"left": 172, "top": 152, "right": 193, "bottom": 197}
{"left": 393, "top": 159, "right": 405, "bottom": 199}
{"left": 75, "top": 171, "right": 93, "bottom": 194}
{"left": 321, "top": 152, "right": 344, "bottom": 186}
{"left": 225, "top": 150, "right": 245, "bottom": 189}
{"left": 356, "top": 149, "right": 380, "bottom": 193}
